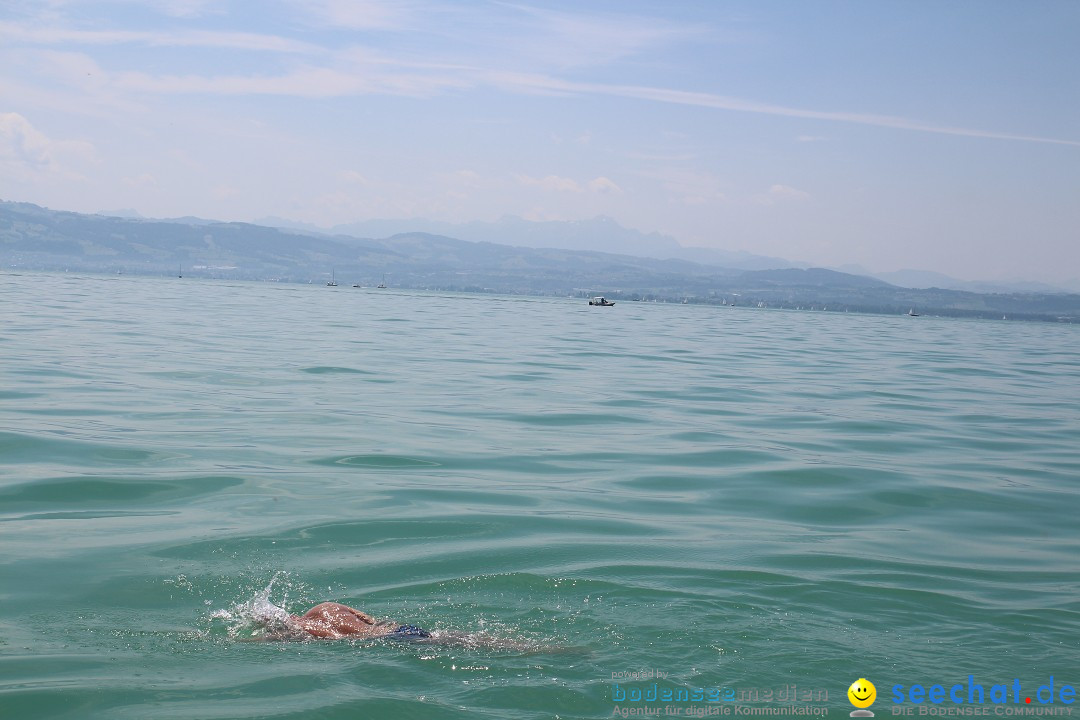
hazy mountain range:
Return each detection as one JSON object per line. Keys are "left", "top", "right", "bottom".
{"left": 98, "top": 206, "right": 1078, "bottom": 294}
{"left": 3, "top": 200, "right": 1078, "bottom": 323}
{"left": 252, "top": 214, "right": 1080, "bottom": 295}
{"left": 255, "top": 214, "right": 802, "bottom": 274}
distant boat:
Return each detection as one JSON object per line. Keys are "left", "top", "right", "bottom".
{"left": 377, "top": 273, "right": 387, "bottom": 289}
{"left": 178, "top": 263, "right": 182, "bottom": 279}
{"left": 353, "top": 283, "right": 362, "bottom": 288}
{"left": 906, "top": 308, "right": 919, "bottom": 317}
{"left": 589, "top": 296, "right": 615, "bottom": 306}
{"left": 327, "top": 269, "right": 338, "bottom": 287}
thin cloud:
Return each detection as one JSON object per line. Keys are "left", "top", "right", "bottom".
{"left": 31, "top": 0, "right": 221, "bottom": 19}
{"left": 634, "top": 167, "right": 728, "bottom": 207}
{"left": 0, "top": 49, "right": 148, "bottom": 117}
{"left": 492, "top": 2, "right": 704, "bottom": 69}
{"left": 287, "top": 0, "right": 418, "bottom": 30}
{"left": 588, "top": 177, "right": 622, "bottom": 194}
{"left": 114, "top": 63, "right": 470, "bottom": 98}
{"left": 123, "top": 172, "right": 158, "bottom": 188}
{"left": 491, "top": 73, "right": 1080, "bottom": 148}
{"left": 516, "top": 174, "right": 582, "bottom": 192}
{"left": 455, "top": 169, "right": 480, "bottom": 181}
{"left": 0, "top": 112, "right": 54, "bottom": 166}
{"left": 769, "top": 184, "right": 809, "bottom": 199}
{"left": 39, "top": 46, "right": 1076, "bottom": 148}
{"left": 0, "top": 111, "right": 96, "bottom": 178}
{"left": 338, "top": 170, "right": 370, "bottom": 185}
{"left": 757, "top": 184, "right": 810, "bottom": 204}
{"left": 143, "top": 0, "right": 221, "bottom": 18}
{"left": 515, "top": 174, "right": 622, "bottom": 195}
{"left": 7, "top": 8, "right": 1074, "bottom": 149}
{"left": 0, "top": 21, "right": 323, "bottom": 54}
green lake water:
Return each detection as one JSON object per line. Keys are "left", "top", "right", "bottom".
{"left": 1, "top": 272, "right": 1078, "bottom": 719}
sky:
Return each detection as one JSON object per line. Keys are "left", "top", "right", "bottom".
{"left": 2, "top": 0, "right": 1078, "bottom": 283}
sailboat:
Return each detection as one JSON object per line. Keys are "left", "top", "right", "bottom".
{"left": 906, "top": 308, "right": 919, "bottom": 317}
{"left": 377, "top": 273, "right": 387, "bottom": 289}
{"left": 327, "top": 269, "right": 338, "bottom": 287}
{"left": 178, "top": 263, "right": 183, "bottom": 279}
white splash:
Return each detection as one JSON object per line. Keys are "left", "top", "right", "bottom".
{"left": 209, "top": 572, "right": 302, "bottom": 639}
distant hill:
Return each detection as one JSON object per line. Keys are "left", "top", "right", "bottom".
{"left": 838, "top": 265, "right": 1080, "bottom": 295}
{"left": 0, "top": 200, "right": 728, "bottom": 289}
{"left": 96, "top": 208, "right": 144, "bottom": 219}
{"left": 743, "top": 267, "right": 893, "bottom": 289}
{"left": 251, "top": 215, "right": 329, "bottom": 234}
{"left": 257, "top": 214, "right": 804, "bottom": 271}
{"left": 4, "top": 200, "right": 1078, "bottom": 322}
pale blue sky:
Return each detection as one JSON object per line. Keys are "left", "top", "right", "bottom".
{"left": 2, "top": 1, "right": 1078, "bottom": 282}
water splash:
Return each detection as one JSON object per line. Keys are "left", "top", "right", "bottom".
{"left": 208, "top": 572, "right": 304, "bottom": 640}
{"left": 205, "top": 573, "right": 549, "bottom": 650}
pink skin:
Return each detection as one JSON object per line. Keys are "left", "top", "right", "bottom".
{"left": 289, "top": 602, "right": 396, "bottom": 639}
{"left": 276, "top": 602, "right": 535, "bottom": 651}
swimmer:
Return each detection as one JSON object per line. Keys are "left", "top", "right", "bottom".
{"left": 287, "top": 602, "right": 431, "bottom": 640}
{"left": 249, "top": 599, "right": 539, "bottom": 651}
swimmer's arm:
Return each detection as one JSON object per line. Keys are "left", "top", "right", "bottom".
{"left": 345, "top": 607, "right": 376, "bottom": 624}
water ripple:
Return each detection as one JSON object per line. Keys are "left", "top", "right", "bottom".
{"left": 1, "top": 273, "right": 1078, "bottom": 719}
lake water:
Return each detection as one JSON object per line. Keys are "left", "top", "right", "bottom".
{"left": 2, "top": 272, "right": 1078, "bottom": 719}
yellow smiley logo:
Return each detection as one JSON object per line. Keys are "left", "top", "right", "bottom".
{"left": 848, "top": 678, "right": 877, "bottom": 709}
